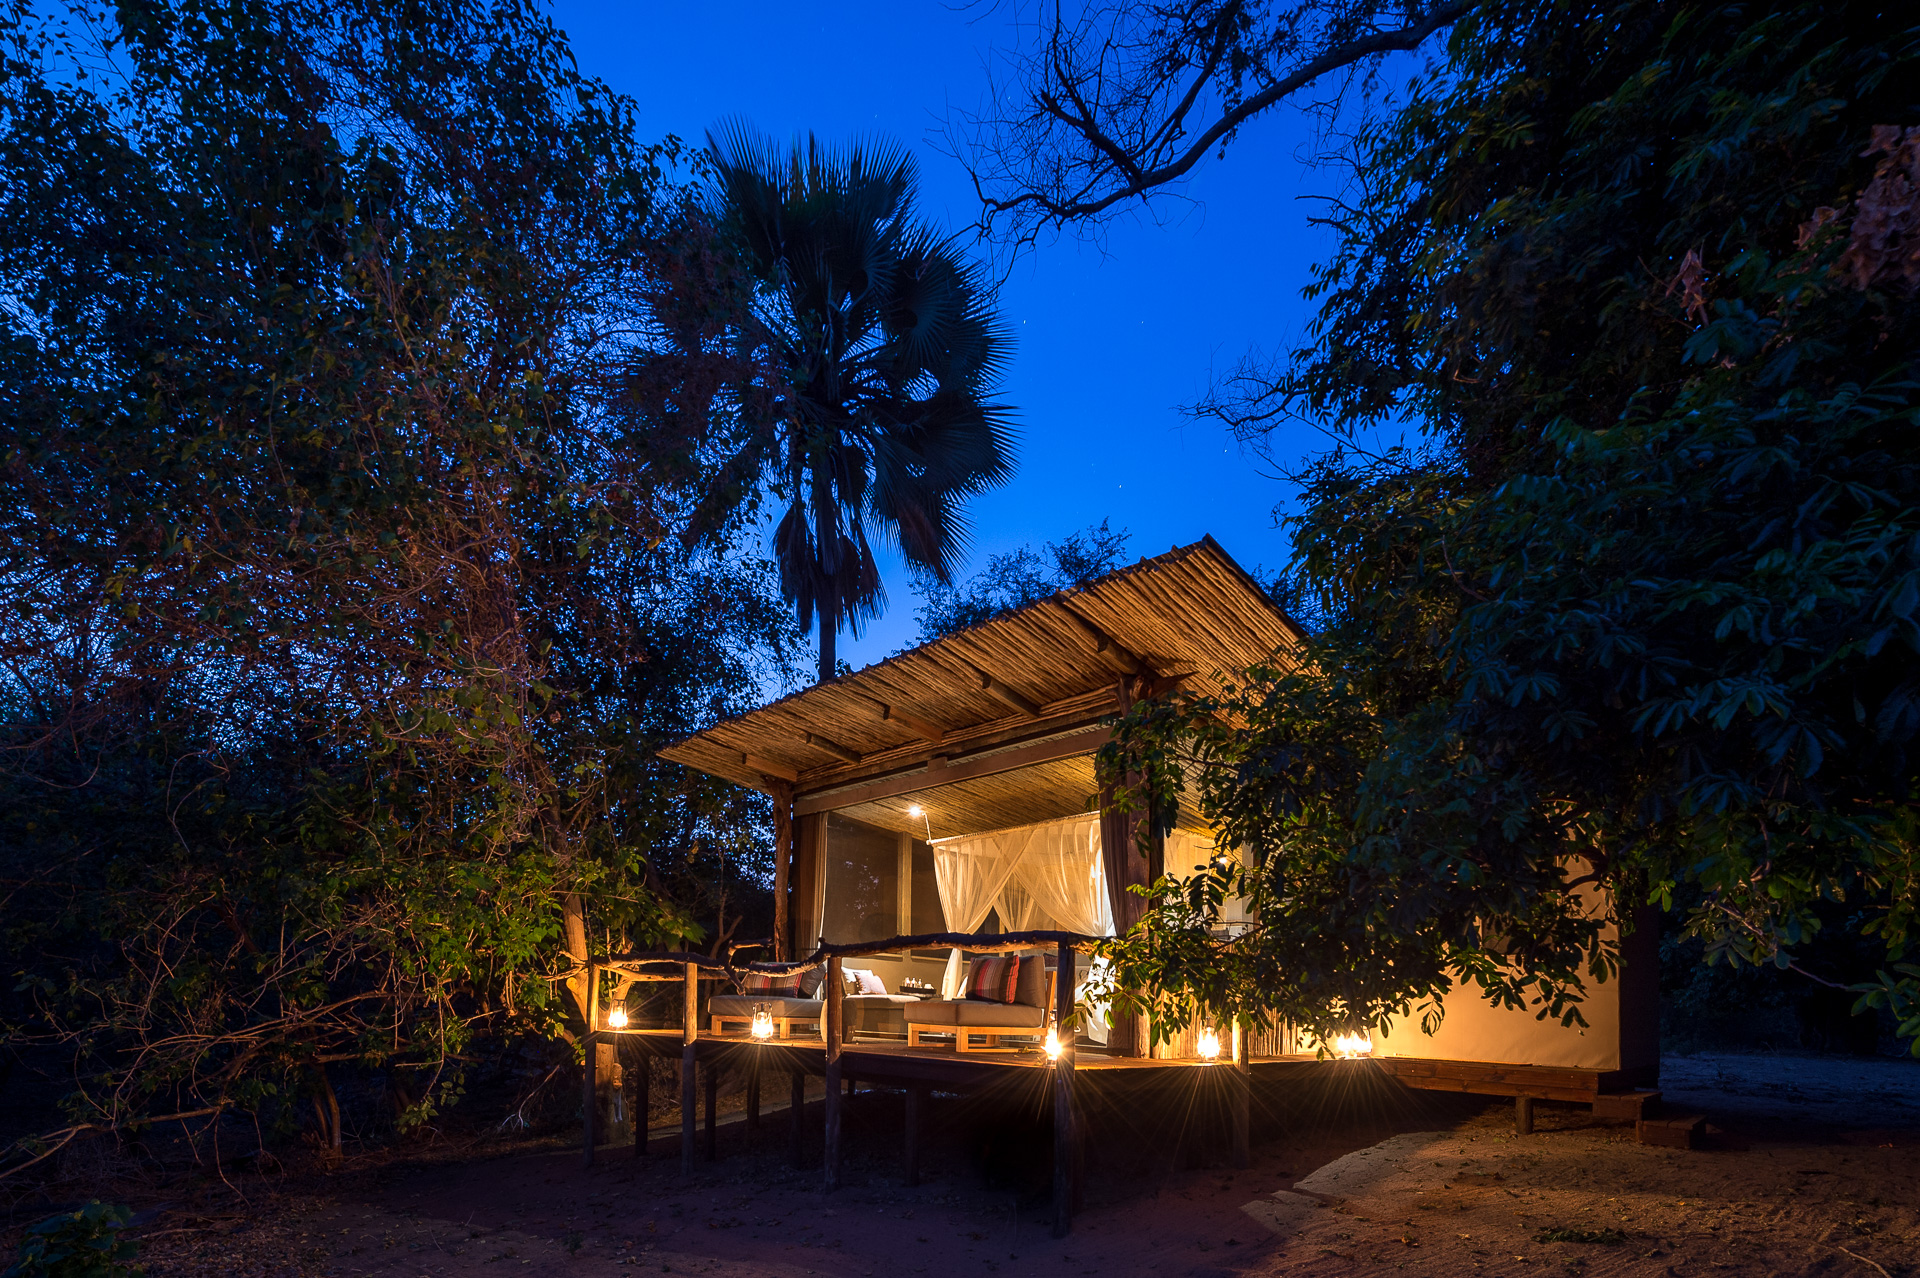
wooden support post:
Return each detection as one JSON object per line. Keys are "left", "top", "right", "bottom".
{"left": 704, "top": 1064, "right": 718, "bottom": 1160}
{"left": 771, "top": 781, "right": 794, "bottom": 961}
{"left": 1515, "top": 1095, "right": 1535, "bottom": 1135}
{"left": 1098, "top": 698, "right": 1155, "bottom": 1059}
{"left": 904, "top": 1085, "right": 924, "bottom": 1187}
{"left": 1230, "top": 1020, "right": 1251, "bottom": 1170}
{"left": 790, "top": 1069, "right": 806, "bottom": 1168}
{"left": 823, "top": 954, "right": 844, "bottom": 1193}
{"left": 632, "top": 1048, "right": 649, "bottom": 1157}
{"left": 1052, "top": 939, "right": 1077, "bottom": 1239}
{"left": 583, "top": 961, "right": 597, "bottom": 1168}
{"left": 582, "top": 1034, "right": 597, "bottom": 1168}
{"left": 681, "top": 960, "right": 698, "bottom": 1179}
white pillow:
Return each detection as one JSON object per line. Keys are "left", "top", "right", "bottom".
{"left": 843, "top": 967, "right": 888, "bottom": 995}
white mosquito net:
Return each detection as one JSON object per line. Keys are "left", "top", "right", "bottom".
{"left": 930, "top": 811, "right": 1115, "bottom": 1041}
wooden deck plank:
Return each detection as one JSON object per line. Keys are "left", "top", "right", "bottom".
{"left": 613, "top": 1028, "right": 1368, "bottom": 1089}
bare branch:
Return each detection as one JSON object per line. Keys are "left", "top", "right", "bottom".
{"left": 948, "top": 0, "right": 1473, "bottom": 244}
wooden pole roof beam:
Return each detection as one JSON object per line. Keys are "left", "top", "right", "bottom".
{"left": 882, "top": 703, "right": 946, "bottom": 743}
{"left": 803, "top": 731, "right": 862, "bottom": 764}
{"left": 1052, "top": 600, "right": 1146, "bottom": 676}
{"left": 741, "top": 753, "right": 798, "bottom": 782}
{"left": 845, "top": 690, "right": 946, "bottom": 743}
{"left": 975, "top": 668, "right": 1040, "bottom": 718}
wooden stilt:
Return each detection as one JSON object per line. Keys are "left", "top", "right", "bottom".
{"left": 790, "top": 1069, "right": 806, "bottom": 1168}
{"left": 704, "top": 1064, "right": 718, "bottom": 1160}
{"left": 582, "top": 1034, "right": 597, "bottom": 1168}
{"left": 823, "top": 954, "right": 844, "bottom": 1193}
{"left": 904, "top": 1085, "right": 923, "bottom": 1187}
{"left": 1052, "top": 939, "right": 1077, "bottom": 1239}
{"left": 1230, "top": 1020, "right": 1251, "bottom": 1170}
{"left": 681, "top": 960, "right": 698, "bottom": 1179}
{"left": 771, "top": 781, "right": 794, "bottom": 961}
{"left": 679, "top": 1046, "right": 696, "bottom": 1177}
{"left": 1515, "top": 1095, "right": 1535, "bottom": 1135}
{"left": 632, "top": 1049, "right": 649, "bottom": 1157}
{"left": 583, "top": 962, "right": 598, "bottom": 1168}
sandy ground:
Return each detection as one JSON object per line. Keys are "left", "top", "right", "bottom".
{"left": 76, "top": 1051, "right": 1920, "bottom": 1278}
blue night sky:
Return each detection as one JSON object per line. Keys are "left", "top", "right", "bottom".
{"left": 552, "top": 0, "right": 1355, "bottom": 669}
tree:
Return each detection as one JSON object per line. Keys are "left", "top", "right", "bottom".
{"left": 1093, "top": 0, "right": 1920, "bottom": 1053}
{"left": 914, "top": 519, "right": 1132, "bottom": 639}
{"left": 948, "top": 0, "right": 1473, "bottom": 245}
{"left": 0, "top": 0, "right": 798, "bottom": 1158}
{"left": 676, "top": 128, "right": 1018, "bottom": 682}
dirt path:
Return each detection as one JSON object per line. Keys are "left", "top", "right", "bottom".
{"left": 120, "top": 1052, "right": 1919, "bottom": 1278}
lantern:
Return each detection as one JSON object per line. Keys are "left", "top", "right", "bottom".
{"left": 1196, "top": 1027, "right": 1221, "bottom": 1062}
{"left": 606, "top": 1007, "right": 629, "bottom": 1030}
{"left": 1332, "top": 1032, "right": 1372, "bottom": 1059}
{"left": 750, "top": 1006, "right": 776, "bottom": 1040}
{"left": 1043, "top": 1028, "right": 1062, "bottom": 1061}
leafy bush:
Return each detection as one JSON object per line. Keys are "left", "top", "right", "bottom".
{"left": 4, "top": 1203, "right": 140, "bottom": 1278}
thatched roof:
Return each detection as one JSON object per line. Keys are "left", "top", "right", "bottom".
{"left": 659, "top": 537, "right": 1304, "bottom": 809}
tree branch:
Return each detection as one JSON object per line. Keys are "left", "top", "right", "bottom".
{"left": 953, "top": 0, "right": 1475, "bottom": 241}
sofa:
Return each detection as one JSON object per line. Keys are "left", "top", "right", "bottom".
{"left": 709, "top": 965, "right": 924, "bottom": 1040}
{"left": 904, "top": 954, "right": 1054, "bottom": 1053}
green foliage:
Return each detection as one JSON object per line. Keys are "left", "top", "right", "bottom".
{"left": 0, "top": 0, "right": 799, "bottom": 1150}
{"left": 640, "top": 126, "right": 1018, "bottom": 681}
{"left": 4, "top": 1203, "right": 140, "bottom": 1278}
{"left": 914, "top": 519, "right": 1131, "bottom": 640}
{"left": 1099, "top": 0, "right": 1920, "bottom": 1052}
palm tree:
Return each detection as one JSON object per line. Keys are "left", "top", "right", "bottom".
{"left": 696, "top": 127, "right": 1016, "bottom": 683}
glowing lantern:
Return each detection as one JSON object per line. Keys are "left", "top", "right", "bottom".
{"left": 1196, "top": 1027, "right": 1222, "bottom": 1062}
{"left": 1332, "top": 1032, "right": 1372, "bottom": 1059}
{"left": 750, "top": 1007, "right": 776, "bottom": 1040}
{"left": 606, "top": 1007, "right": 629, "bottom": 1030}
{"left": 1044, "top": 1028, "right": 1062, "bottom": 1061}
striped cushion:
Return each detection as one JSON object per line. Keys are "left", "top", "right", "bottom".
{"left": 964, "top": 956, "right": 1020, "bottom": 1004}
{"left": 740, "top": 970, "right": 802, "bottom": 997}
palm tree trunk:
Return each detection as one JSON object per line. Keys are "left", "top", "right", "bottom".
{"left": 814, "top": 439, "right": 839, "bottom": 683}
{"left": 818, "top": 617, "right": 836, "bottom": 683}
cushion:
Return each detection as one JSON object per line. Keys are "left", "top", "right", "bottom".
{"left": 903, "top": 999, "right": 1046, "bottom": 1028}
{"left": 847, "top": 967, "right": 889, "bottom": 995}
{"left": 710, "top": 994, "right": 822, "bottom": 1017}
{"left": 902, "top": 1000, "right": 960, "bottom": 1025}
{"left": 797, "top": 966, "right": 826, "bottom": 998}
{"left": 956, "top": 1001, "right": 1046, "bottom": 1028}
{"left": 964, "top": 956, "right": 1019, "bottom": 1004}
{"left": 1015, "top": 955, "right": 1047, "bottom": 1008}
{"left": 739, "top": 969, "right": 802, "bottom": 997}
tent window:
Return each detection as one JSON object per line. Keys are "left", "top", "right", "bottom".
{"left": 822, "top": 813, "right": 900, "bottom": 943}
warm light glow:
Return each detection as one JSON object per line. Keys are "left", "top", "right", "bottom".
{"left": 1196, "top": 1027, "right": 1222, "bottom": 1061}
{"left": 1332, "top": 1032, "right": 1373, "bottom": 1059}
{"left": 907, "top": 804, "right": 924, "bottom": 817}
{"left": 1044, "top": 1028, "right": 1062, "bottom": 1061}
{"left": 750, "top": 1008, "right": 776, "bottom": 1040}
{"left": 606, "top": 1007, "right": 628, "bottom": 1030}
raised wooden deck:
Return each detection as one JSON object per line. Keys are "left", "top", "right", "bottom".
{"left": 612, "top": 1026, "right": 1348, "bottom": 1086}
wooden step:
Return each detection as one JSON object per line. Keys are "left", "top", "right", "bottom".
{"left": 1593, "top": 1089, "right": 1661, "bottom": 1121}
{"left": 1637, "top": 1113, "right": 1705, "bottom": 1149}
